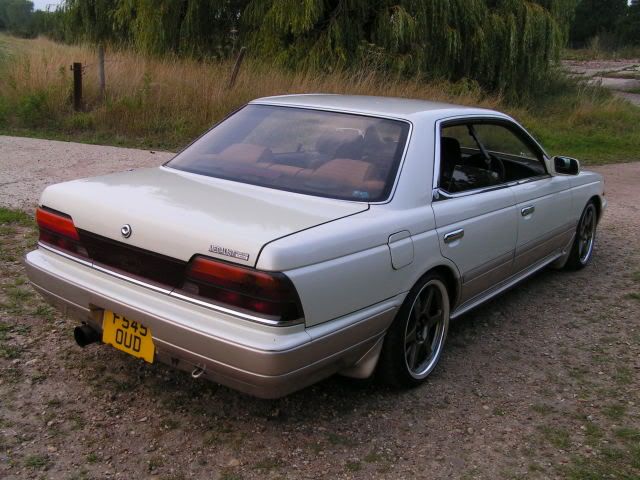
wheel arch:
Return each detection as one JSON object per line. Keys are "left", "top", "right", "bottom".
{"left": 418, "top": 264, "right": 460, "bottom": 312}
{"left": 589, "top": 194, "right": 603, "bottom": 223}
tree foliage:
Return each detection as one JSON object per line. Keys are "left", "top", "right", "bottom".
{"left": 58, "top": 0, "right": 245, "bottom": 57}
{"left": 0, "top": 0, "right": 35, "bottom": 37}
{"left": 569, "top": 0, "right": 628, "bottom": 47}
{"left": 5, "top": 0, "right": 584, "bottom": 99}
{"left": 617, "top": 4, "right": 640, "bottom": 46}
{"left": 246, "top": 0, "right": 578, "bottom": 98}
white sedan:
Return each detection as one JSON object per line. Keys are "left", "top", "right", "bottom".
{"left": 25, "top": 95, "right": 605, "bottom": 398}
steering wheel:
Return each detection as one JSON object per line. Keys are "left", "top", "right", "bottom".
{"left": 465, "top": 153, "right": 506, "bottom": 182}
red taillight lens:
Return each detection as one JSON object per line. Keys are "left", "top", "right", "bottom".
{"left": 179, "top": 255, "right": 303, "bottom": 323}
{"left": 36, "top": 207, "right": 88, "bottom": 258}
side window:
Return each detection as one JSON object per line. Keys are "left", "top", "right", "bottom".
{"left": 439, "top": 121, "right": 546, "bottom": 194}
{"left": 474, "top": 124, "right": 546, "bottom": 178}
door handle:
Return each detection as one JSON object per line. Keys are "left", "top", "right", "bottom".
{"left": 521, "top": 205, "right": 535, "bottom": 217}
{"left": 444, "top": 229, "right": 464, "bottom": 244}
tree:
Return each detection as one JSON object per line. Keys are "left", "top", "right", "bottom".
{"left": 29, "top": 0, "right": 580, "bottom": 99}
{"left": 244, "top": 0, "right": 578, "bottom": 98}
{"left": 569, "top": 0, "right": 628, "bottom": 46}
{"left": 618, "top": 4, "right": 640, "bottom": 46}
{"left": 0, "top": 0, "right": 35, "bottom": 37}
{"left": 59, "top": 0, "right": 246, "bottom": 57}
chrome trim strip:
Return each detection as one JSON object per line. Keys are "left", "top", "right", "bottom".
{"left": 38, "top": 242, "right": 303, "bottom": 327}
{"left": 169, "top": 291, "right": 303, "bottom": 327}
{"left": 433, "top": 182, "right": 516, "bottom": 201}
{"left": 38, "top": 242, "right": 93, "bottom": 267}
{"left": 92, "top": 264, "right": 173, "bottom": 295}
{"left": 432, "top": 114, "right": 550, "bottom": 198}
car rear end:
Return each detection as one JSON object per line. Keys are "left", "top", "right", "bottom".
{"left": 28, "top": 211, "right": 400, "bottom": 398}
{"left": 24, "top": 101, "right": 411, "bottom": 397}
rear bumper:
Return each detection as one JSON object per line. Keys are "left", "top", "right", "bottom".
{"left": 25, "top": 248, "right": 399, "bottom": 398}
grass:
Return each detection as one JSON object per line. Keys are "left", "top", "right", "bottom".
{"left": 0, "top": 34, "right": 639, "bottom": 164}
{"left": 538, "top": 425, "right": 571, "bottom": 449}
{"left": 563, "top": 46, "right": 640, "bottom": 61}
{"left": 0, "top": 207, "right": 32, "bottom": 226}
{"left": 24, "top": 454, "right": 50, "bottom": 469}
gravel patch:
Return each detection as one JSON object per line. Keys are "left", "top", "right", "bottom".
{"left": 0, "top": 136, "right": 173, "bottom": 211}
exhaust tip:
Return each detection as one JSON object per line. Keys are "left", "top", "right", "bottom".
{"left": 74, "top": 324, "right": 100, "bottom": 348}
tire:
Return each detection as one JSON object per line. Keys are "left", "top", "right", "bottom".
{"left": 565, "top": 201, "right": 598, "bottom": 270}
{"left": 378, "top": 273, "right": 450, "bottom": 388}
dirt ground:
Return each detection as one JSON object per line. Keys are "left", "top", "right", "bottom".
{"left": 0, "top": 138, "right": 639, "bottom": 480}
{"left": 563, "top": 59, "right": 640, "bottom": 106}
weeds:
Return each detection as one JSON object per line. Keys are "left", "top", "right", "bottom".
{"left": 0, "top": 34, "right": 639, "bottom": 163}
{"left": 253, "top": 456, "right": 284, "bottom": 472}
{"left": 0, "top": 207, "right": 32, "bottom": 226}
{"left": 539, "top": 425, "right": 571, "bottom": 449}
{"left": 24, "top": 454, "right": 50, "bottom": 469}
{"left": 602, "top": 404, "right": 627, "bottom": 421}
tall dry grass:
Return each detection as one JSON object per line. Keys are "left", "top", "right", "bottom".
{"left": 1, "top": 34, "right": 639, "bottom": 163}
{"left": 0, "top": 35, "right": 498, "bottom": 148}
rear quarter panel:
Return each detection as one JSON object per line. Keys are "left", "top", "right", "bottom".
{"left": 259, "top": 206, "right": 459, "bottom": 327}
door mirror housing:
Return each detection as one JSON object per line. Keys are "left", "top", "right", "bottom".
{"left": 553, "top": 156, "right": 580, "bottom": 175}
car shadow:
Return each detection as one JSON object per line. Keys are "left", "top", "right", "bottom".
{"left": 102, "top": 258, "right": 587, "bottom": 429}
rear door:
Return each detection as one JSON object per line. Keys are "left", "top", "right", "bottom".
{"left": 431, "top": 119, "right": 518, "bottom": 306}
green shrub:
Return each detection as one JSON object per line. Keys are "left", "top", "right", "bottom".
{"left": 0, "top": 96, "right": 9, "bottom": 126}
{"left": 63, "top": 111, "right": 95, "bottom": 131}
{"left": 17, "top": 90, "right": 51, "bottom": 127}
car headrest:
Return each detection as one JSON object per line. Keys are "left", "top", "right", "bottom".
{"left": 316, "top": 130, "right": 363, "bottom": 158}
{"left": 440, "top": 137, "right": 462, "bottom": 177}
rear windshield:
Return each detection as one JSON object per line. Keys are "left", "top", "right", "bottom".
{"left": 166, "top": 105, "right": 410, "bottom": 202}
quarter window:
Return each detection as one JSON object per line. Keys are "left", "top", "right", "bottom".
{"left": 439, "top": 121, "right": 546, "bottom": 194}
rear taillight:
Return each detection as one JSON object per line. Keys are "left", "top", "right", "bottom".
{"left": 178, "top": 255, "right": 303, "bottom": 324}
{"left": 36, "top": 207, "right": 88, "bottom": 258}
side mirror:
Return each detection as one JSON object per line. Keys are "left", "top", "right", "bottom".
{"left": 553, "top": 156, "right": 580, "bottom": 175}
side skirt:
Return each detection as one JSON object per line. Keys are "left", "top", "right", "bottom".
{"left": 450, "top": 251, "right": 563, "bottom": 320}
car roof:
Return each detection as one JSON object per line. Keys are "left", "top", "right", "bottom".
{"left": 251, "top": 94, "right": 504, "bottom": 122}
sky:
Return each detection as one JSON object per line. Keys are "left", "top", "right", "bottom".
{"left": 32, "top": 0, "right": 62, "bottom": 11}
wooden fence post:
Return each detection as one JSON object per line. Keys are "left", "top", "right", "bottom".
{"left": 97, "top": 44, "right": 106, "bottom": 100}
{"left": 227, "top": 47, "right": 246, "bottom": 89}
{"left": 72, "top": 62, "right": 82, "bottom": 111}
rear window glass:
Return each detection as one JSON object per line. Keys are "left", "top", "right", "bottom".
{"left": 166, "top": 105, "right": 410, "bottom": 202}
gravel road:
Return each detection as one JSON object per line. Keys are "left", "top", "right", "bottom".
{"left": 0, "top": 136, "right": 172, "bottom": 210}
{"left": 0, "top": 137, "right": 639, "bottom": 479}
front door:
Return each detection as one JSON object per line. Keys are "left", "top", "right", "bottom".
{"left": 463, "top": 122, "right": 574, "bottom": 272}
{"left": 510, "top": 177, "right": 574, "bottom": 272}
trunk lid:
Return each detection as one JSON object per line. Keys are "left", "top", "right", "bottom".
{"left": 39, "top": 167, "right": 368, "bottom": 268}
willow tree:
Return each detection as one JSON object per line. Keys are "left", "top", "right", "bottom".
{"left": 244, "top": 0, "right": 577, "bottom": 98}
{"left": 62, "top": 0, "right": 245, "bottom": 57}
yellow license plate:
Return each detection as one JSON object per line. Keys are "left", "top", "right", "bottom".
{"left": 102, "top": 311, "right": 154, "bottom": 363}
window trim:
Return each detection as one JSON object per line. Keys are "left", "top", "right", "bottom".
{"left": 432, "top": 115, "right": 550, "bottom": 199}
